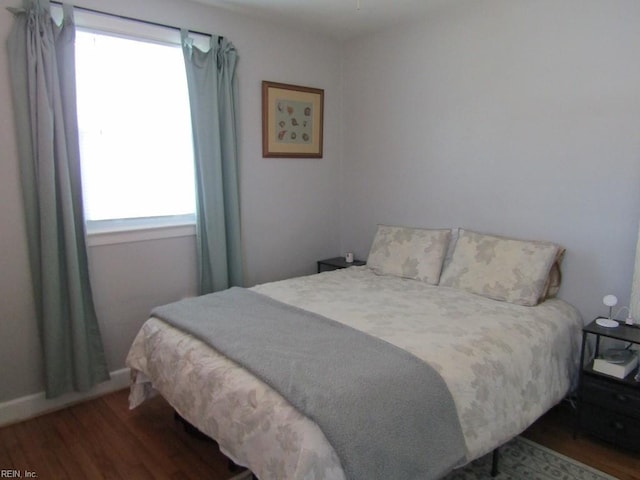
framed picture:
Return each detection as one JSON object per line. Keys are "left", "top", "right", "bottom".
{"left": 262, "top": 81, "right": 324, "bottom": 158}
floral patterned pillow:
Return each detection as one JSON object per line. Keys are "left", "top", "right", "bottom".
{"left": 439, "top": 229, "right": 562, "bottom": 306}
{"left": 366, "top": 225, "right": 451, "bottom": 285}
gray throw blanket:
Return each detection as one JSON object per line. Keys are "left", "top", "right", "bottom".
{"left": 152, "top": 287, "right": 466, "bottom": 480}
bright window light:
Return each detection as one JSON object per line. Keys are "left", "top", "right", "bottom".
{"left": 75, "top": 30, "right": 196, "bottom": 225}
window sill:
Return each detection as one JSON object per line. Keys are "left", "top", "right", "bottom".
{"left": 87, "top": 223, "right": 196, "bottom": 247}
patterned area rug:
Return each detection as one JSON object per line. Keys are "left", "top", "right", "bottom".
{"left": 443, "top": 436, "right": 617, "bottom": 480}
{"left": 227, "top": 437, "right": 616, "bottom": 480}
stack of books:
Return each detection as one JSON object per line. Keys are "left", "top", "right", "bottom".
{"left": 592, "top": 349, "right": 638, "bottom": 379}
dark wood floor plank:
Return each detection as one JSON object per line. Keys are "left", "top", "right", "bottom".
{"left": 11, "top": 420, "right": 56, "bottom": 477}
{"left": 1, "top": 426, "right": 47, "bottom": 478}
{"left": 68, "top": 401, "right": 129, "bottom": 480}
{"left": 103, "top": 391, "right": 223, "bottom": 479}
{"left": 32, "top": 414, "right": 82, "bottom": 479}
{"left": 106, "top": 389, "right": 231, "bottom": 479}
{"left": 50, "top": 407, "right": 111, "bottom": 479}
{"left": 0, "top": 427, "right": 17, "bottom": 471}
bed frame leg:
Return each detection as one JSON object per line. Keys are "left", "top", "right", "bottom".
{"left": 173, "top": 410, "right": 213, "bottom": 442}
{"left": 491, "top": 448, "right": 499, "bottom": 477}
{"left": 173, "top": 411, "right": 254, "bottom": 476}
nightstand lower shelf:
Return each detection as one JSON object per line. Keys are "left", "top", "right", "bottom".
{"left": 579, "top": 374, "right": 640, "bottom": 452}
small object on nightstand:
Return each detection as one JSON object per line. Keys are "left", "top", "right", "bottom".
{"left": 596, "top": 318, "right": 619, "bottom": 328}
{"left": 345, "top": 252, "right": 354, "bottom": 263}
{"left": 317, "top": 256, "right": 366, "bottom": 273}
{"left": 593, "top": 350, "right": 638, "bottom": 379}
{"left": 602, "top": 348, "right": 634, "bottom": 363}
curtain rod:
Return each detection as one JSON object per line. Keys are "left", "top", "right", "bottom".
{"left": 50, "top": 1, "right": 213, "bottom": 38}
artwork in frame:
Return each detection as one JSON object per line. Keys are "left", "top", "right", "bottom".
{"left": 262, "top": 81, "right": 324, "bottom": 158}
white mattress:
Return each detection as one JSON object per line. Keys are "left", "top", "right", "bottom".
{"left": 126, "top": 266, "right": 583, "bottom": 480}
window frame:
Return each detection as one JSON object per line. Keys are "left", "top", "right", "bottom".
{"left": 58, "top": 7, "right": 209, "bottom": 245}
{"left": 86, "top": 215, "right": 196, "bottom": 247}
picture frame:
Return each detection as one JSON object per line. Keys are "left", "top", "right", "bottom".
{"left": 262, "top": 81, "right": 324, "bottom": 158}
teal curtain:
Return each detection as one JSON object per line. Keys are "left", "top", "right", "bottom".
{"left": 182, "top": 31, "right": 244, "bottom": 294}
{"left": 7, "top": 0, "right": 110, "bottom": 398}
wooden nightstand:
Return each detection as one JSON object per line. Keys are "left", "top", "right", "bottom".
{"left": 317, "top": 256, "right": 366, "bottom": 273}
{"left": 577, "top": 318, "right": 640, "bottom": 452}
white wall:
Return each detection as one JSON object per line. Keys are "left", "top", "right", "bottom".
{"left": 340, "top": 0, "right": 640, "bottom": 322}
{"left": 0, "top": 0, "right": 342, "bottom": 405}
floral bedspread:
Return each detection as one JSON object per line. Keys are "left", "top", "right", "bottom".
{"left": 126, "top": 267, "right": 582, "bottom": 480}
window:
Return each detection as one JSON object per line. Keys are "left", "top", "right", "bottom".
{"left": 74, "top": 28, "right": 196, "bottom": 234}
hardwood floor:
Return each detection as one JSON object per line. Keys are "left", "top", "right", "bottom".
{"left": 0, "top": 389, "right": 233, "bottom": 479}
{"left": 522, "top": 400, "right": 640, "bottom": 480}
{"left": 1, "top": 390, "right": 638, "bottom": 479}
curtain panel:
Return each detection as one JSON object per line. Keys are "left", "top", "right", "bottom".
{"left": 182, "top": 31, "right": 244, "bottom": 294}
{"left": 7, "top": 0, "right": 110, "bottom": 398}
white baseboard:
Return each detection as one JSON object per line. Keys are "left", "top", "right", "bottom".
{"left": 0, "top": 368, "right": 131, "bottom": 427}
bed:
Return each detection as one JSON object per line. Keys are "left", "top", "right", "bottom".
{"left": 126, "top": 226, "right": 583, "bottom": 480}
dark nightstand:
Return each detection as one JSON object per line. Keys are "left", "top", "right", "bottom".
{"left": 577, "top": 318, "right": 640, "bottom": 452}
{"left": 317, "top": 256, "right": 366, "bottom": 273}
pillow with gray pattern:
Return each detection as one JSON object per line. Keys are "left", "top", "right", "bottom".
{"left": 439, "top": 229, "right": 562, "bottom": 306}
{"left": 366, "top": 225, "right": 451, "bottom": 285}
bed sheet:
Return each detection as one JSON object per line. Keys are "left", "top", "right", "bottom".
{"left": 127, "top": 266, "right": 582, "bottom": 480}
